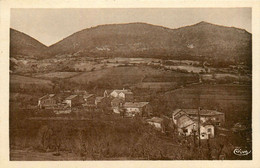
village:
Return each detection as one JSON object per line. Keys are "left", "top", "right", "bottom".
{"left": 37, "top": 87, "right": 226, "bottom": 141}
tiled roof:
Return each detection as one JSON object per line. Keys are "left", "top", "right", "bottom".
{"left": 182, "top": 109, "right": 224, "bottom": 116}
{"left": 177, "top": 115, "right": 195, "bottom": 129}
{"left": 172, "top": 109, "right": 182, "bottom": 116}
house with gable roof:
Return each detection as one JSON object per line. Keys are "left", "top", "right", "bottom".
{"left": 173, "top": 109, "right": 225, "bottom": 126}
{"left": 109, "top": 89, "right": 134, "bottom": 101}
{"left": 172, "top": 109, "right": 216, "bottom": 139}
{"left": 38, "top": 94, "right": 57, "bottom": 109}
{"left": 123, "top": 102, "right": 152, "bottom": 117}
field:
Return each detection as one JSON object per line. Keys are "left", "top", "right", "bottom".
{"left": 10, "top": 75, "right": 53, "bottom": 85}
{"left": 34, "top": 72, "right": 81, "bottom": 79}
{"left": 10, "top": 75, "right": 54, "bottom": 93}
{"left": 165, "top": 65, "right": 205, "bottom": 73}
{"left": 69, "top": 66, "right": 199, "bottom": 89}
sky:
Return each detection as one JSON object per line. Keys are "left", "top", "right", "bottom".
{"left": 11, "top": 8, "right": 251, "bottom": 46}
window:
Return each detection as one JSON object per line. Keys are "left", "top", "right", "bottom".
{"left": 207, "top": 128, "right": 212, "bottom": 133}
{"left": 216, "top": 117, "right": 219, "bottom": 121}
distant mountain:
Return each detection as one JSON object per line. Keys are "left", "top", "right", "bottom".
{"left": 10, "top": 22, "right": 252, "bottom": 65}
{"left": 10, "top": 28, "right": 48, "bottom": 59}
{"left": 48, "top": 22, "right": 252, "bottom": 65}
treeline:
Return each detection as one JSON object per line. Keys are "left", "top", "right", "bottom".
{"left": 10, "top": 116, "right": 238, "bottom": 160}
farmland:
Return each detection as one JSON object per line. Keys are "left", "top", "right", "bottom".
{"left": 34, "top": 72, "right": 81, "bottom": 79}
{"left": 10, "top": 75, "right": 54, "bottom": 92}
{"left": 69, "top": 66, "right": 199, "bottom": 89}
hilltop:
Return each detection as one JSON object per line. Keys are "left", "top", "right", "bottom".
{"left": 10, "top": 28, "right": 48, "bottom": 59}
{"left": 10, "top": 21, "right": 252, "bottom": 65}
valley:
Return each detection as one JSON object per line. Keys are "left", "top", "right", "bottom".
{"left": 9, "top": 21, "right": 252, "bottom": 160}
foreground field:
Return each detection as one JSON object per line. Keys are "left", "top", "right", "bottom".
{"left": 10, "top": 113, "right": 249, "bottom": 160}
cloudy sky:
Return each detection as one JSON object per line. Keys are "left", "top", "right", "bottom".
{"left": 11, "top": 8, "right": 251, "bottom": 46}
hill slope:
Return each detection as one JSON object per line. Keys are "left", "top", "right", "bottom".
{"left": 49, "top": 22, "right": 252, "bottom": 64}
{"left": 10, "top": 28, "right": 48, "bottom": 59}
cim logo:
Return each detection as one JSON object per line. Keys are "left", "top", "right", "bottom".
{"left": 233, "top": 147, "right": 251, "bottom": 156}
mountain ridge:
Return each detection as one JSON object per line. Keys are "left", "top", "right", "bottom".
{"left": 10, "top": 21, "right": 252, "bottom": 65}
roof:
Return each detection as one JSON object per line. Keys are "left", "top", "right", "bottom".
{"left": 172, "top": 109, "right": 182, "bottom": 117}
{"left": 95, "top": 96, "right": 105, "bottom": 102}
{"left": 49, "top": 94, "right": 55, "bottom": 97}
{"left": 83, "top": 94, "right": 94, "bottom": 99}
{"left": 147, "top": 117, "right": 163, "bottom": 123}
{"left": 112, "top": 89, "right": 133, "bottom": 95}
{"left": 123, "top": 102, "right": 149, "bottom": 108}
{"left": 65, "top": 95, "right": 78, "bottom": 100}
{"left": 182, "top": 109, "right": 224, "bottom": 116}
{"left": 74, "top": 90, "right": 87, "bottom": 94}
{"left": 177, "top": 115, "right": 195, "bottom": 129}
{"left": 39, "top": 94, "right": 55, "bottom": 100}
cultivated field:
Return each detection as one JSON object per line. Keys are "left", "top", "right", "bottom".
{"left": 69, "top": 66, "right": 198, "bottom": 89}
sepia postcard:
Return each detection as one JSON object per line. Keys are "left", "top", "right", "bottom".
{"left": 0, "top": 0, "right": 260, "bottom": 168}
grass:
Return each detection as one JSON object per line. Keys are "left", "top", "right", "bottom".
{"left": 69, "top": 65, "right": 198, "bottom": 88}
{"left": 10, "top": 75, "right": 54, "bottom": 93}
{"left": 10, "top": 75, "right": 53, "bottom": 85}
{"left": 34, "top": 72, "right": 80, "bottom": 79}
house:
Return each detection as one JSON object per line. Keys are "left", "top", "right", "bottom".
{"left": 38, "top": 94, "right": 57, "bottom": 109}
{"left": 53, "top": 103, "right": 71, "bottom": 114}
{"left": 172, "top": 109, "right": 215, "bottom": 139}
{"left": 111, "top": 98, "right": 124, "bottom": 114}
{"left": 109, "top": 89, "right": 134, "bottom": 101}
{"left": 83, "top": 94, "right": 95, "bottom": 105}
{"left": 147, "top": 117, "right": 165, "bottom": 133}
{"left": 173, "top": 109, "right": 225, "bottom": 126}
{"left": 123, "top": 102, "right": 152, "bottom": 117}
{"left": 200, "top": 122, "right": 215, "bottom": 139}
{"left": 173, "top": 110, "right": 196, "bottom": 136}
{"left": 63, "top": 95, "right": 83, "bottom": 108}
